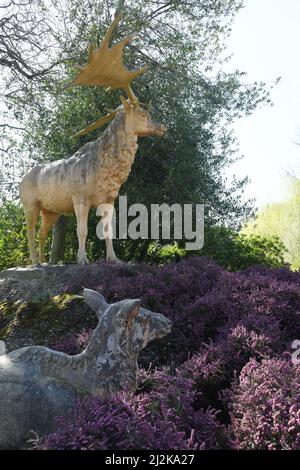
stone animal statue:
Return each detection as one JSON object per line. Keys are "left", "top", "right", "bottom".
{"left": 20, "top": 15, "right": 166, "bottom": 265}
{"left": 0, "top": 289, "right": 172, "bottom": 449}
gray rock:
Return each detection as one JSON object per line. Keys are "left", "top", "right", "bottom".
{"left": 0, "top": 264, "right": 71, "bottom": 280}
{"left": 0, "top": 262, "right": 149, "bottom": 303}
{"left": 0, "top": 289, "right": 172, "bottom": 449}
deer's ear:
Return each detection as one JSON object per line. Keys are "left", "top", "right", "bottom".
{"left": 122, "top": 299, "right": 141, "bottom": 322}
{"left": 83, "top": 289, "right": 108, "bottom": 319}
{"left": 120, "top": 95, "right": 132, "bottom": 112}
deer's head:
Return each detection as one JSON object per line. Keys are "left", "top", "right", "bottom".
{"left": 120, "top": 98, "right": 166, "bottom": 138}
{"left": 83, "top": 289, "right": 172, "bottom": 358}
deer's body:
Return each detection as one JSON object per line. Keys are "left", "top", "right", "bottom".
{"left": 0, "top": 290, "right": 172, "bottom": 449}
{"left": 20, "top": 109, "right": 165, "bottom": 264}
{"left": 20, "top": 15, "right": 166, "bottom": 265}
{"left": 21, "top": 114, "right": 137, "bottom": 215}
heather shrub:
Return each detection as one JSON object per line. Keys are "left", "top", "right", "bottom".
{"left": 26, "top": 256, "right": 300, "bottom": 449}
{"left": 197, "top": 267, "right": 300, "bottom": 349}
{"left": 180, "top": 313, "right": 284, "bottom": 417}
{"left": 135, "top": 368, "right": 226, "bottom": 449}
{"left": 40, "top": 394, "right": 187, "bottom": 450}
{"left": 218, "top": 313, "right": 283, "bottom": 356}
{"left": 51, "top": 330, "right": 92, "bottom": 355}
{"left": 230, "top": 271, "right": 300, "bottom": 344}
{"left": 41, "top": 368, "right": 227, "bottom": 450}
{"left": 62, "top": 256, "right": 222, "bottom": 304}
{"left": 63, "top": 257, "right": 224, "bottom": 364}
{"left": 240, "top": 264, "right": 300, "bottom": 283}
{"left": 133, "top": 369, "right": 226, "bottom": 449}
{"left": 227, "top": 356, "right": 300, "bottom": 449}
{"left": 55, "top": 256, "right": 300, "bottom": 367}
{"left": 61, "top": 261, "right": 152, "bottom": 298}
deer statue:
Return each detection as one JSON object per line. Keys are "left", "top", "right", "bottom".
{"left": 0, "top": 289, "right": 172, "bottom": 449}
{"left": 20, "top": 14, "right": 166, "bottom": 265}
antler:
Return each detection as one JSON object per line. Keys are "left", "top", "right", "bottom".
{"left": 72, "top": 106, "right": 122, "bottom": 138}
{"left": 67, "top": 14, "right": 148, "bottom": 107}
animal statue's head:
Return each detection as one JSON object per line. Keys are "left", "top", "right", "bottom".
{"left": 68, "top": 14, "right": 167, "bottom": 139}
{"left": 120, "top": 97, "right": 166, "bottom": 138}
{"left": 83, "top": 288, "right": 172, "bottom": 359}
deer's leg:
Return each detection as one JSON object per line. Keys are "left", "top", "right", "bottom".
{"left": 24, "top": 204, "right": 40, "bottom": 266}
{"left": 101, "top": 203, "right": 120, "bottom": 262}
{"left": 39, "top": 211, "right": 60, "bottom": 264}
{"left": 73, "top": 198, "right": 90, "bottom": 265}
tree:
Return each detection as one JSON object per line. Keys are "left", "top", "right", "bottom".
{"left": 50, "top": 215, "right": 68, "bottom": 264}
{"left": 243, "top": 178, "right": 300, "bottom": 270}
{"left": 0, "top": 0, "right": 271, "bottom": 262}
{"left": 0, "top": 200, "right": 29, "bottom": 270}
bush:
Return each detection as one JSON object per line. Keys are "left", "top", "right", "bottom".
{"left": 51, "top": 330, "right": 93, "bottom": 356}
{"left": 0, "top": 201, "right": 29, "bottom": 270}
{"left": 40, "top": 394, "right": 188, "bottom": 450}
{"left": 146, "top": 242, "right": 186, "bottom": 263}
{"left": 227, "top": 357, "right": 300, "bottom": 450}
{"left": 58, "top": 257, "right": 300, "bottom": 366}
{"left": 40, "top": 368, "right": 227, "bottom": 450}
{"left": 0, "top": 200, "right": 285, "bottom": 273}
{"left": 180, "top": 314, "right": 283, "bottom": 417}
{"left": 144, "top": 228, "right": 286, "bottom": 271}
{"left": 200, "top": 226, "right": 286, "bottom": 271}
{"left": 19, "top": 257, "right": 300, "bottom": 449}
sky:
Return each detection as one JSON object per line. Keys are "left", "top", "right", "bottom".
{"left": 225, "top": 0, "right": 300, "bottom": 207}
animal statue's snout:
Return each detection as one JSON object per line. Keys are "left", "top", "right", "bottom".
{"left": 161, "top": 316, "right": 173, "bottom": 335}
{"left": 152, "top": 121, "right": 167, "bottom": 137}
{"left": 149, "top": 312, "right": 172, "bottom": 340}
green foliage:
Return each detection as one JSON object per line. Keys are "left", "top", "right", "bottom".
{"left": 243, "top": 178, "right": 300, "bottom": 270}
{"left": 0, "top": 200, "right": 285, "bottom": 272}
{"left": 146, "top": 242, "right": 186, "bottom": 263}
{"left": 144, "top": 227, "right": 286, "bottom": 271}
{"left": 0, "top": 201, "right": 29, "bottom": 270}
{"left": 200, "top": 226, "right": 286, "bottom": 271}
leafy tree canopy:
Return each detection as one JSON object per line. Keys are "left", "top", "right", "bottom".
{"left": 0, "top": 0, "right": 273, "bottom": 260}
{"left": 243, "top": 178, "right": 300, "bottom": 270}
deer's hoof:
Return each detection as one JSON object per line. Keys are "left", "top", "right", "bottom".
{"left": 32, "top": 262, "right": 41, "bottom": 268}
{"left": 78, "top": 260, "right": 90, "bottom": 265}
{"left": 77, "top": 255, "right": 90, "bottom": 265}
{"left": 106, "top": 257, "right": 122, "bottom": 264}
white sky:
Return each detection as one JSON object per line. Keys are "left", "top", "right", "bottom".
{"left": 225, "top": 0, "right": 300, "bottom": 207}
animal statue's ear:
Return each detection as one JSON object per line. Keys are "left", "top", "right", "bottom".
{"left": 83, "top": 289, "right": 108, "bottom": 319}
{"left": 120, "top": 95, "right": 132, "bottom": 112}
{"left": 123, "top": 299, "right": 141, "bottom": 322}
